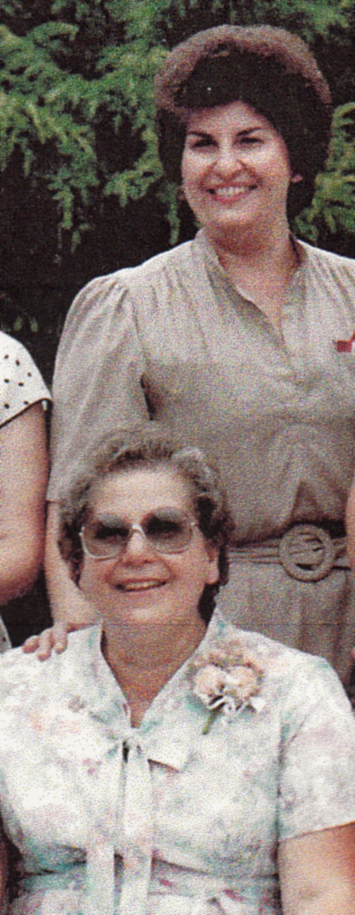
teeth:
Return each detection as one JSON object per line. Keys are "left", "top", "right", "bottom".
{"left": 213, "top": 186, "right": 250, "bottom": 197}
{"left": 121, "top": 581, "right": 163, "bottom": 592}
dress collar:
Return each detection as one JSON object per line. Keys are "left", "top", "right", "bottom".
{"left": 194, "top": 227, "right": 307, "bottom": 293}
{"left": 62, "top": 610, "right": 233, "bottom": 771}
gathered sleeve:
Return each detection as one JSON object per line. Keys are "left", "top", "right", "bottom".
{"left": 0, "top": 333, "right": 50, "bottom": 428}
{"left": 277, "top": 654, "right": 355, "bottom": 840}
{"left": 48, "top": 272, "right": 150, "bottom": 500}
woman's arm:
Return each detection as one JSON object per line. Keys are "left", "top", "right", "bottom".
{"left": 0, "top": 828, "right": 8, "bottom": 911}
{"left": 23, "top": 496, "right": 99, "bottom": 659}
{"left": 279, "top": 823, "right": 355, "bottom": 914}
{"left": 346, "top": 476, "right": 355, "bottom": 571}
{"left": 0, "top": 403, "right": 48, "bottom": 604}
{"left": 44, "top": 498, "right": 97, "bottom": 623}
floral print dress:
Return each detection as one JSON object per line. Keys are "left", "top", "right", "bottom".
{"left": 0, "top": 610, "right": 354, "bottom": 915}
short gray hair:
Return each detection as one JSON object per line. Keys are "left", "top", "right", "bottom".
{"left": 58, "top": 426, "right": 235, "bottom": 621}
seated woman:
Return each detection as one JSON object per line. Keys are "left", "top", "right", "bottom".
{"left": 1, "top": 428, "right": 355, "bottom": 915}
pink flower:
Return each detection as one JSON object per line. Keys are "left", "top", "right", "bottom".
{"left": 190, "top": 639, "right": 264, "bottom": 732}
{"left": 193, "top": 664, "right": 228, "bottom": 706}
{"left": 224, "top": 665, "right": 260, "bottom": 701}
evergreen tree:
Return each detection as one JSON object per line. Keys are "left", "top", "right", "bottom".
{"left": 0, "top": 0, "right": 354, "bottom": 359}
{"left": 1, "top": 0, "right": 354, "bottom": 247}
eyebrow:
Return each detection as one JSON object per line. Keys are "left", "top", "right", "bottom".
{"left": 186, "top": 127, "right": 264, "bottom": 138}
{"left": 86, "top": 513, "right": 127, "bottom": 526}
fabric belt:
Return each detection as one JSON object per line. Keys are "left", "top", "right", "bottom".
{"left": 230, "top": 523, "right": 349, "bottom": 582}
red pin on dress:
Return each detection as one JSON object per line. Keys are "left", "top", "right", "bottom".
{"left": 336, "top": 332, "right": 355, "bottom": 352}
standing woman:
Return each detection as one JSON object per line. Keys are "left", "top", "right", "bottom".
{"left": 43, "top": 26, "right": 355, "bottom": 691}
{"left": 0, "top": 331, "right": 50, "bottom": 646}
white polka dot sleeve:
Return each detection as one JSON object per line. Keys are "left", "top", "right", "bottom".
{"left": 0, "top": 331, "right": 51, "bottom": 427}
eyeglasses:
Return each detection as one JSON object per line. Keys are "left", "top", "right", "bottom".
{"left": 80, "top": 507, "right": 198, "bottom": 560}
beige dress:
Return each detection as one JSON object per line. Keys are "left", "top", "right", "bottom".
{"left": 48, "top": 231, "right": 355, "bottom": 686}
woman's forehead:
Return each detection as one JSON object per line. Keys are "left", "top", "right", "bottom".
{"left": 185, "top": 99, "right": 275, "bottom": 134}
{"left": 87, "top": 466, "right": 194, "bottom": 516}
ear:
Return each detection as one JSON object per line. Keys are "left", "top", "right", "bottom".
{"left": 290, "top": 173, "right": 303, "bottom": 184}
{"left": 205, "top": 542, "right": 220, "bottom": 586}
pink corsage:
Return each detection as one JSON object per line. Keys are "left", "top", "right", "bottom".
{"left": 191, "top": 639, "right": 264, "bottom": 734}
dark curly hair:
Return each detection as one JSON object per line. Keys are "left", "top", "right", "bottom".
{"left": 154, "top": 24, "right": 332, "bottom": 219}
{"left": 58, "top": 426, "right": 235, "bottom": 623}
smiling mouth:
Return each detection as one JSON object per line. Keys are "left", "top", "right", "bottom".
{"left": 209, "top": 185, "right": 255, "bottom": 198}
{"left": 117, "top": 580, "right": 167, "bottom": 592}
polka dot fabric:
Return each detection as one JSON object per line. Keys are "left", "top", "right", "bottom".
{"left": 0, "top": 331, "right": 50, "bottom": 427}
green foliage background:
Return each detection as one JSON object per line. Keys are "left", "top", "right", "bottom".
{"left": 0, "top": 0, "right": 355, "bottom": 379}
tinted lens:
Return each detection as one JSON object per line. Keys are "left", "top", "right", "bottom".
{"left": 82, "top": 520, "right": 130, "bottom": 558}
{"left": 81, "top": 508, "right": 195, "bottom": 559}
{"left": 143, "top": 509, "right": 193, "bottom": 552}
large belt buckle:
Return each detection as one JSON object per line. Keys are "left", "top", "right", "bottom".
{"left": 278, "top": 523, "right": 335, "bottom": 582}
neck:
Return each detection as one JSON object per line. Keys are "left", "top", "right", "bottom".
{"left": 207, "top": 223, "right": 300, "bottom": 330}
{"left": 208, "top": 215, "right": 293, "bottom": 268}
{"left": 101, "top": 614, "right": 206, "bottom": 720}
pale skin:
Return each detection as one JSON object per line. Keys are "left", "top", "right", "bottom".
{"left": 0, "top": 403, "right": 48, "bottom": 899}
{"left": 345, "top": 480, "right": 355, "bottom": 664}
{"left": 278, "top": 825, "right": 355, "bottom": 914}
{"left": 0, "top": 403, "right": 48, "bottom": 604}
{"left": 27, "top": 100, "right": 306, "bottom": 654}
{"left": 346, "top": 478, "right": 355, "bottom": 572}
{"left": 78, "top": 468, "right": 217, "bottom": 723}
{"left": 14, "top": 465, "right": 355, "bottom": 910}
{"left": 23, "top": 500, "right": 98, "bottom": 657}
{"left": 180, "top": 101, "right": 303, "bottom": 331}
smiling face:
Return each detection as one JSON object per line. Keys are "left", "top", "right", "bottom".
{"left": 181, "top": 100, "right": 298, "bottom": 245}
{"left": 79, "top": 466, "right": 219, "bottom": 633}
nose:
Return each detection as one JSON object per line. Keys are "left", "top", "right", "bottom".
{"left": 120, "top": 528, "right": 154, "bottom": 563}
{"left": 214, "top": 144, "right": 243, "bottom": 177}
